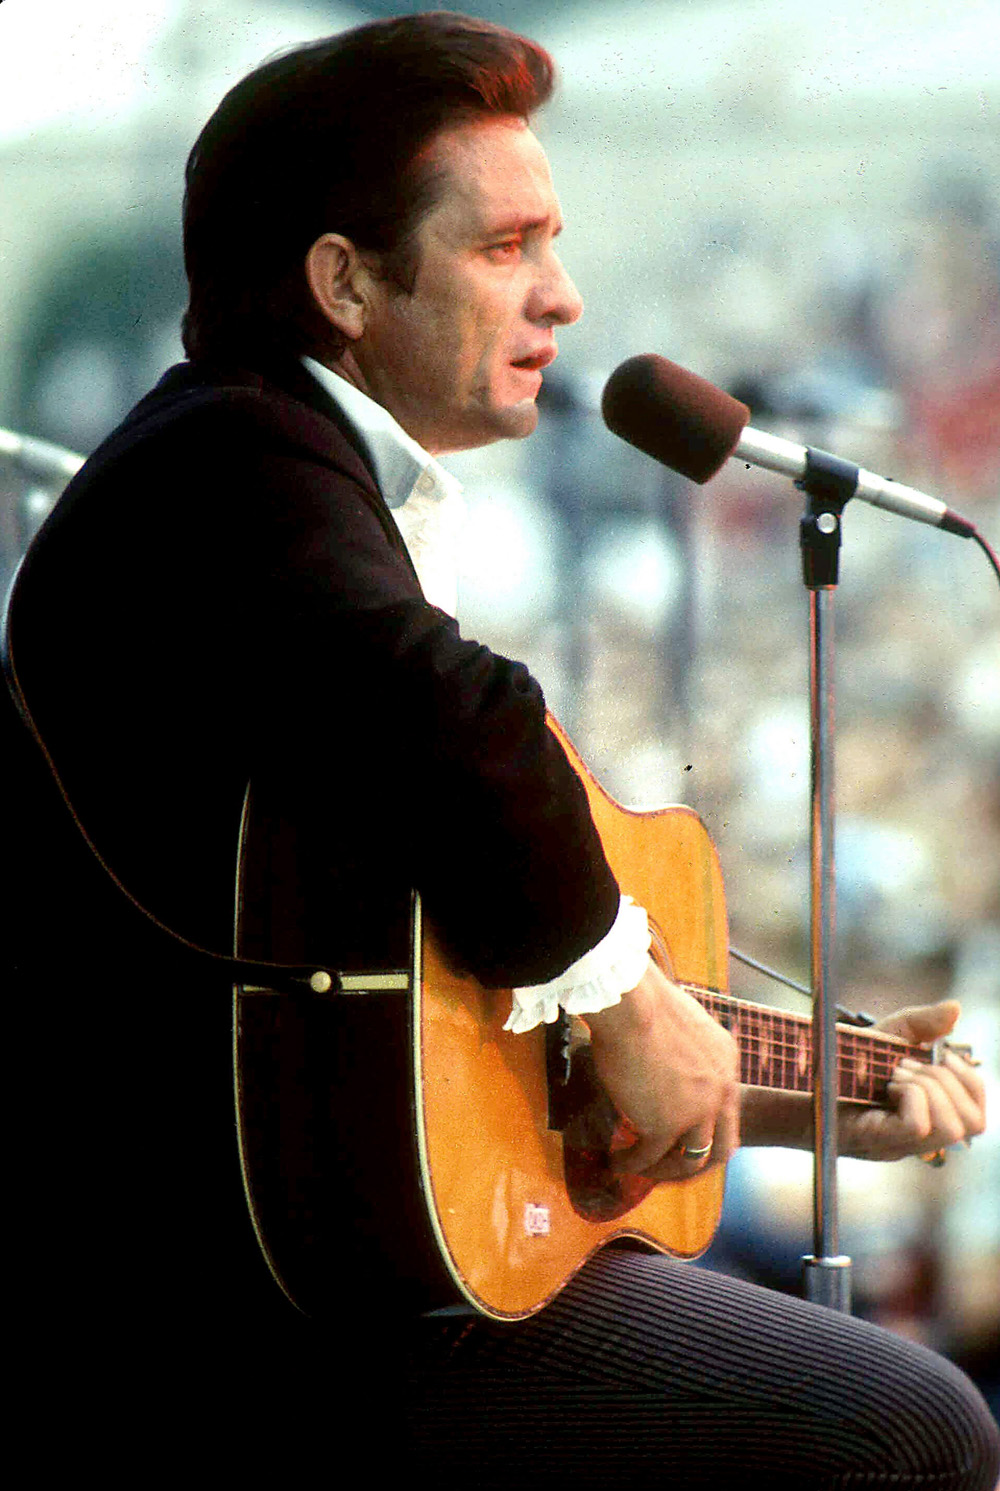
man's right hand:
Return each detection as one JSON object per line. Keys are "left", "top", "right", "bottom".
{"left": 584, "top": 959, "right": 740, "bottom": 1181}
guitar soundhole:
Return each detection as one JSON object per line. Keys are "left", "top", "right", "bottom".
{"left": 559, "top": 1044, "right": 656, "bottom": 1222}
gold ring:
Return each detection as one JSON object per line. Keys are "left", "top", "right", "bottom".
{"left": 682, "top": 1142, "right": 712, "bottom": 1159}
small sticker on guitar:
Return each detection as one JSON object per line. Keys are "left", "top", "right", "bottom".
{"left": 524, "top": 1204, "right": 550, "bottom": 1236}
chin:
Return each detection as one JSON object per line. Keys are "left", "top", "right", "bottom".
{"left": 498, "top": 399, "right": 540, "bottom": 439}
{"left": 442, "top": 403, "right": 539, "bottom": 453}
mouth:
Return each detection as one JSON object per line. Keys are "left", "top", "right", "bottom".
{"left": 510, "top": 346, "right": 557, "bottom": 373}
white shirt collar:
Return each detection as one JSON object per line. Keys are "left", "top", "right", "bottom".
{"left": 301, "top": 356, "right": 465, "bottom": 616}
{"left": 301, "top": 355, "right": 461, "bottom": 511}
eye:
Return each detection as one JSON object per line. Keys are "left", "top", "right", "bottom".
{"left": 486, "top": 238, "right": 522, "bottom": 262}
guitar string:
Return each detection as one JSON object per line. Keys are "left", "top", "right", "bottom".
{"left": 678, "top": 983, "right": 927, "bottom": 1055}
{"left": 732, "top": 1060, "right": 897, "bottom": 1100}
{"left": 676, "top": 985, "right": 925, "bottom": 1100}
{"left": 695, "top": 1010, "right": 921, "bottom": 1061}
{"left": 732, "top": 1042, "right": 915, "bottom": 1073}
{"left": 687, "top": 986, "right": 922, "bottom": 1057}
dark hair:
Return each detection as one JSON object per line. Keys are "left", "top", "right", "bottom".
{"left": 180, "top": 12, "right": 554, "bottom": 364}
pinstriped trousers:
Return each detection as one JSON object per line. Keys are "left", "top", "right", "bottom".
{"left": 402, "top": 1246, "right": 1000, "bottom": 1489}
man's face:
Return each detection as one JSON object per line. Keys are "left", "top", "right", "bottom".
{"left": 346, "top": 117, "right": 583, "bottom": 454}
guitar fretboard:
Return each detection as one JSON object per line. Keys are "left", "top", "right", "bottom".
{"left": 684, "top": 986, "right": 927, "bottom": 1105}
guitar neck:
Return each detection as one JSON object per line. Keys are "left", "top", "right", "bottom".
{"left": 685, "top": 986, "right": 927, "bottom": 1105}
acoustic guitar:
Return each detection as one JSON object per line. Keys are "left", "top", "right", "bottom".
{"left": 233, "top": 717, "right": 953, "bottom": 1323}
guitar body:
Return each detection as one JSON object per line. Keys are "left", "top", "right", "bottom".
{"left": 235, "top": 717, "right": 730, "bottom": 1321}
{"left": 417, "top": 719, "right": 729, "bottom": 1318}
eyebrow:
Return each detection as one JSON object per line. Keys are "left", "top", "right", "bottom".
{"left": 484, "top": 214, "right": 564, "bottom": 238}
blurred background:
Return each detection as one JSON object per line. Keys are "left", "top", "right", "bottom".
{"left": 1, "top": 0, "right": 997, "bottom": 1413}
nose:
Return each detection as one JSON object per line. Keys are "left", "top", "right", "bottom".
{"left": 530, "top": 248, "right": 583, "bottom": 327}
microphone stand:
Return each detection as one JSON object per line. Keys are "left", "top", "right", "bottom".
{"left": 797, "top": 451, "right": 856, "bottom": 1314}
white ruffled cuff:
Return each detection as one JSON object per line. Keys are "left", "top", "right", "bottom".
{"left": 503, "top": 895, "right": 652, "bottom": 1034}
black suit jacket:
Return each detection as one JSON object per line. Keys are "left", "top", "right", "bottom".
{"left": 13, "top": 357, "right": 618, "bottom": 984}
{"left": 5, "top": 358, "right": 620, "bottom": 1354}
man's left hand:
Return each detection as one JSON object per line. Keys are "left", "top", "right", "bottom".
{"left": 839, "top": 1000, "right": 987, "bottom": 1162}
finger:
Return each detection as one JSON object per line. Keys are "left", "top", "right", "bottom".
{"left": 612, "top": 1130, "right": 679, "bottom": 1177}
{"left": 641, "top": 1111, "right": 738, "bottom": 1184}
{"left": 677, "top": 1124, "right": 716, "bottom": 1171}
{"left": 615, "top": 1124, "right": 709, "bottom": 1182}
{"left": 892, "top": 1063, "right": 976, "bottom": 1149}
{"left": 905, "top": 1054, "right": 987, "bottom": 1127}
{"left": 706, "top": 1102, "right": 740, "bottom": 1169}
{"left": 942, "top": 1049, "right": 988, "bottom": 1119}
{"left": 894, "top": 1067, "right": 971, "bottom": 1145}
{"left": 877, "top": 999, "right": 961, "bottom": 1045}
{"left": 885, "top": 1074, "right": 934, "bottom": 1151}
{"left": 615, "top": 1121, "right": 715, "bottom": 1179}
{"left": 635, "top": 1146, "right": 709, "bottom": 1184}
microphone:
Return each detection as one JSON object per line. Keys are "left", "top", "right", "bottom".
{"left": 601, "top": 354, "right": 976, "bottom": 539}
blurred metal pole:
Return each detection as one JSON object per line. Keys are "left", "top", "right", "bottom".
{"left": 797, "top": 459, "right": 855, "bottom": 1314}
{"left": 802, "top": 583, "right": 851, "bottom": 1313}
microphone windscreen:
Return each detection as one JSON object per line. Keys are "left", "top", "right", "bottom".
{"left": 601, "top": 354, "right": 750, "bottom": 484}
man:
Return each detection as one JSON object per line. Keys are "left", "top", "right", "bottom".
{"left": 6, "top": 13, "right": 996, "bottom": 1487}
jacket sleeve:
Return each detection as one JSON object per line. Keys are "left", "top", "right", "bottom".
{"left": 15, "top": 380, "right": 622, "bottom": 991}
{"left": 232, "top": 421, "right": 622, "bottom": 989}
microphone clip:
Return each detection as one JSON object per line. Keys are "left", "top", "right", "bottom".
{"left": 796, "top": 448, "right": 859, "bottom": 589}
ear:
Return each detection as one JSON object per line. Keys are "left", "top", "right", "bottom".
{"left": 305, "top": 233, "right": 371, "bottom": 342}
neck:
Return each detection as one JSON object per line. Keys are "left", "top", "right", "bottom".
{"left": 683, "top": 986, "right": 925, "bottom": 1105}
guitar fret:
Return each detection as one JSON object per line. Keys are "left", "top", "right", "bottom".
{"left": 682, "top": 983, "right": 922, "bottom": 1104}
